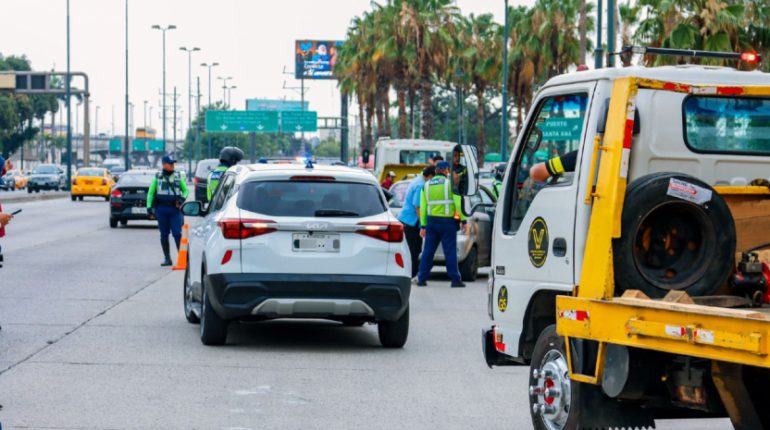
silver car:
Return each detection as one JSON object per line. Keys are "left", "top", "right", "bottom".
{"left": 388, "top": 180, "right": 496, "bottom": 281}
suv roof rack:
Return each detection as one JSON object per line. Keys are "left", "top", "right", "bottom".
{"left": 618, "top": 45, "right": 761, "bottom": 65}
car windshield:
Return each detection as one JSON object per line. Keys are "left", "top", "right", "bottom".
{"left": 117, "top": 173, "right": 154, "bottom": 187}
{"left": 238, "top": 180, "right": 386, "bottom": 218}
{"left": 398, "top": 150, "right": 448, "bottom": 165}
{"left": 195, "top": 160, "right": 219, "bottom": 177}
{"left": 33, "top": 165, "right": 57, "bottom": 174}
{"left": 78, "top": 168, "right": 104, "bottom": 177}
{"left": 109, "top": 166, "right": 126, "bottom": 174}
{"left": 388, "top": 181, "right": 410, "bottom": 208}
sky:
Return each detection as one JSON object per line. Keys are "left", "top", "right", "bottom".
{"left": 0, "top": 0, "right": 533, "bottom": 139}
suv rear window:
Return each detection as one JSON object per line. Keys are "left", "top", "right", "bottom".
{"left": 238, "top": 181, "right": 386, "bottom": 218}
{"left": 195, "top": 160, "right": 219, "bottom": 178}
{"left": 684, "top": 96, "right": 770, "bottom": 155}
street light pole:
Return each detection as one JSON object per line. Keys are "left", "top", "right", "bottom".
{"left": 124, "top": 0, "right": 130, "bottom": 169}
{"left": 143, "top": 100, "right": 148, "bottom": 128}
{"left": 152, "top": 24, "right": 176, "bottom": 149}
{"left": 500, "top": 0, "right": 510, "bottom": 162}
{"left": 218, "top": 76, "right": 232, "bottom": 107}
{"left": 180, "top": 46, "right": 200, "bottom": 174}
{"left": 201, "top": 62, "right": 219, "bottom": 108}
{"left": 66, "top": 0, "right": 72, "bottom": 185}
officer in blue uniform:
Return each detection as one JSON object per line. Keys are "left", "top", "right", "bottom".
{"left": 147, "top": 155, "right": 189, "bottom": 266}
{"left": 417, "top": 161, "right": 467, "bottom": 288}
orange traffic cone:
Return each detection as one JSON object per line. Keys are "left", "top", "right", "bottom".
{"left": 172, "top": 224, "right": 189, "bottom": 271}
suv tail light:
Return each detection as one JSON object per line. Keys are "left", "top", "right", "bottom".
{"left": 110, "top": 189, "right": 123, "bottom": 198}
{"left": 72, "top": 178, "right": 77, "bottom": 185}
{"left": 356, "top": 222, "right": 404, "bottom": 243}
{"left": 218, "top": 219, "right": 277, "bottom": 239}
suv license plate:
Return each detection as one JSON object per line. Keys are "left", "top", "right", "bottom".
{"left": 292, "top": 233, "right": 340, "bottom": 253}
{"left": 131, "top": 207, "right": 147, "bottom": 215}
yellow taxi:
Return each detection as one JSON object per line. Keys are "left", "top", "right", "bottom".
{"left": 3, "top": 170, "right": 28, "bottom": 190}
{"left": 71, "top": 167, "right": 115, "bottom": 201}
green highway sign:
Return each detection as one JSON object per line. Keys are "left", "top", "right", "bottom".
{"left": 281, "top": 110, "right": 317, "bottom": 132}
{"left": 540, "top": 117, "right": 583, "bottom": 142}
{"left": 205, "top": 110, "right": 279, "bottom": 133}
{"left": 132, "top": 139, "right": 147, "bottom": 152}
{"left": 109, "top": 138, "right": 122, "bottom": 152}
{"left": 148, "top": 140, "right": 165, "bottom": 152}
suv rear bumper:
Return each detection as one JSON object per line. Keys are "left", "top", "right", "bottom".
{"left": 205, "top": 273, "right": 411, "bottom": 322}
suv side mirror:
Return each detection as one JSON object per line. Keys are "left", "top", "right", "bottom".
{"left": 181, "top": 201, "right": 204, "bottom": 217}
{"left": 451, "top": 144, "right": 479, "bottom": 196}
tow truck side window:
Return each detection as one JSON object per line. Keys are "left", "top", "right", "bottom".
{"left": 684, "top": 96, "right": 770, "bottom": 155}
{"left": 503, "top": 93, "right": 588, "bottom": 234}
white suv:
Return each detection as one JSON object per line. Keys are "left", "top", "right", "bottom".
{"left": 181, "top": 163, "right": 412, "bottom": 347}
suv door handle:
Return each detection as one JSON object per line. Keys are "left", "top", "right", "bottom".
{"left": 552, "top": 238, "right": 567, "bottom": 257}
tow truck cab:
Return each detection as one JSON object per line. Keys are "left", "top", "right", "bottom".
{"left": 455, "top": 57, "right": 770, "bottom": 429}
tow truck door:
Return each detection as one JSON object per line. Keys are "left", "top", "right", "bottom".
{"left": 492, "top": 82, "right": 598, "bottom": 358}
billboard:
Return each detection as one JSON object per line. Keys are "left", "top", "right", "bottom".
{"left": 295, "top": 40, "right": 342, "bottom": 80}
{"left": 246, "top": 99, "right": 309, "bottom": 112}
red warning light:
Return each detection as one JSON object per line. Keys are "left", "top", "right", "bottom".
{"left": 741, "top": 52, "right": 760, "bottom": 63}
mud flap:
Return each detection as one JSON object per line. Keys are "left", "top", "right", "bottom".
{"left": 570, "top": 338, "right": 656, "bottom": 429}
{"left": 713, "top": 361, "right": 770, "bottom": 430}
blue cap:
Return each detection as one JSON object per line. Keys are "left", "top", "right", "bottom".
{"left": 436, "top": 161, "right": 450, "bottom": 170}
{"left": 161, "top": 155, "right": 176, "bottom": 164}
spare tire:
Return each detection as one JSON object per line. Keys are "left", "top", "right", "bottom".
{"left": 613, "top": 173, "right": 735, "bottom": 298}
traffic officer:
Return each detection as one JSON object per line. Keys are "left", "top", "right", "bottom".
{"left": 492, "top": 164, "right": 505, "bottom": 198}
{"left": 207, "top": 146, "right": 244, "bottom": 201}
{"left": 416, "top": 161, "right": 467, "bottom": 288}
{"left": 147, "top": 155, "right": 189, "bottom": 266}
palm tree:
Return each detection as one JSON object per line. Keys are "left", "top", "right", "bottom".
{"left": 456, "top": 13, "right": 501, "bottom": 164}
{"left": 402, "top": 0, "right": 459, "bottom": 139}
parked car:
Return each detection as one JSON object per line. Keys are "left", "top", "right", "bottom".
{"left": 28, "top": 164, "right": 66, "bottom": 193}
{"left": 108, "top": 170, "right": 156, "bottom": 228}
{"left": 388, "top": 180, "right": 496, "bottom": 281}
{"left": 71, "top": 167, "right": 115, "bottom": 201}
{"left": 1, "top": 170, "right": 27, "bottom": 191}
{"left": 193, "top": 159, "right": 220, "bottom": 203}
{"left": 181, "top": 163, "right": 411, "bottom": 347}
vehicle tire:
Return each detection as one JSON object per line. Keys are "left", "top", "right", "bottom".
{"left": 613, "top": 173, "right": 735, "bottom": 298}
{"left": 27, "top": 188, "right": 32, "bottom": 194}
{"left": 71, "top": 195, "right": 76, "bottom": 201}
{"left": 104, "top": 196, "right": 109, "bottom": 202}
{"left": 200, "top": 272, "right": 228, "bottom": 346}
{"left": 78, "top": 196, "right": 84, "bottom": 201}
{"left": 529, "top": 325, "right": 586, "bottom": 430}
{"left": 109, "top": 217, "right": 118, "bottom": 228}
{"left": 120, "top": 219, "right": 128, "bottom": 226}
{"left": 378, "top": 306, "right": 409, "bottom": 348}
{"left": 459, "top": 246, "right": 479, "bottom": 282}
{"left": 183, "top": 262, "right": 200, "bottom": 324}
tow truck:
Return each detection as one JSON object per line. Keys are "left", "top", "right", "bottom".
{"left": 453, "top": 47, "right": 770, "bottom": 429}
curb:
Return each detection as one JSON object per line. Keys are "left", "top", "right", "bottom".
{"left": 0, "top": 192, "right": 69, "bottom": 203}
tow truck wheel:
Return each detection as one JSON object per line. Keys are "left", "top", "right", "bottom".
{"left": 529, "top": 325, "right": 580, "bottom": 430}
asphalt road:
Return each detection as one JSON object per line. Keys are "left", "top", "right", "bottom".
{"left": 0, "top": 198, "right": 732, "bottom": 429}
